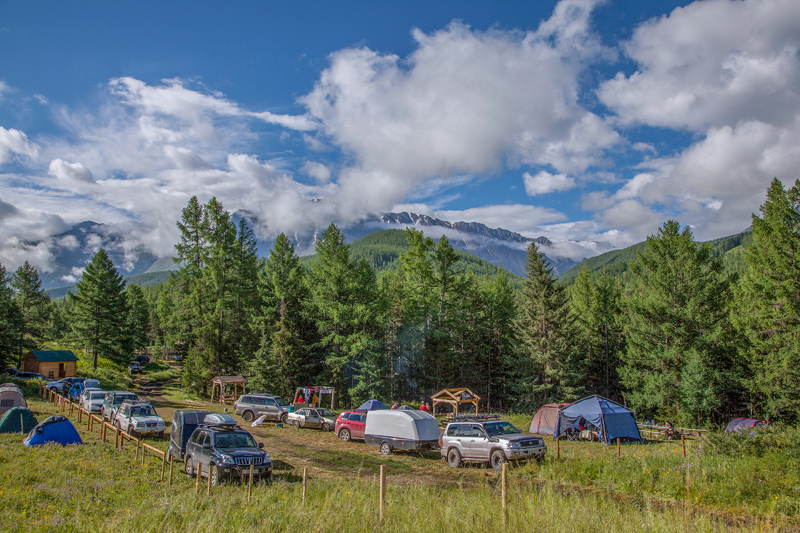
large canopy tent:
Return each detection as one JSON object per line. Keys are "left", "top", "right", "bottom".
{"left": 0, "top": 406, "right": 38, "bottom": 433}
{"left": 554, "top": 395, "right": 643, "bottom": 445}
{"left": 293, "top": 386, "right": 335, "bottom": 410}
{"left": 725, "top": 418, "right": 768, "bottom": 433}
{"left": 431, "top": 388, "right": 480, "bottom": 417}
{"left": 210, "top": 376, "right": 247, "bottom": 405}
{"left": 529, "top": 403, "right": 570, "bottom": 435}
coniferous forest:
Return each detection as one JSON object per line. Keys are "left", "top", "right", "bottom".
{"left": 2, "top": 178, "right": 800, "bottom": 427}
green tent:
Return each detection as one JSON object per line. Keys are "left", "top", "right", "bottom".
{"left": 0, "top": 406, "right": 38, "bottom": 434}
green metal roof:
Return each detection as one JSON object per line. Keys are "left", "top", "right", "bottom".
{"left": 29, "top": 350, "right": 79, "bottom": 362}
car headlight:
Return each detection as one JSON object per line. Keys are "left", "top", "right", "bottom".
{"left": 508, "top": 441, "right": 520, "bottom": 448}
{"left": 219, "top": 454, "right": 234, "bottom": 465}
{"left": 263, "top": 453, "right": 271, "bottom": 462}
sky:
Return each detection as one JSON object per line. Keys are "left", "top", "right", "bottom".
{"left": 1, "top": 0, "right": 799, "bottom": 274}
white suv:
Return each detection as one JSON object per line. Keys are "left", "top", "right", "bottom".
{"left": 113, "top": 400, "right": 166, "bottom": 438}
{"left": 440, "top": 416, "right": 547, "bottom": 471}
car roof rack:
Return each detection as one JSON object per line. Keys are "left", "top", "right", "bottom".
{"left": 247, "top": 390, "right": 273, "bottom": 395}
{"left": 447, "top": 414, "right": 501, "bottom": 422}
{"left": 120, "top": 399, "right": 152, "bottom": 406}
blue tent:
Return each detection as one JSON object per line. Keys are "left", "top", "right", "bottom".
{"left": 554, "top": 396, "right": 642, "bottom": 445}
{"left": 357, "top": 399, "right": 388, "bottom": 411}
{"left": 23, "top": 415, "right": 82, "bottom": 447}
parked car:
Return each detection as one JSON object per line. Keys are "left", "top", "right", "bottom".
{"left": 440, "top": 416, "right": 547, "bottom": 471}
{"left": 13, "top": 371, "right": 49, "bottom": 382}
{"left": 234, "top": 393, "right": 291, "bottom": 424}
{"left": 80, "top": 389, "right": 107, "bottom": 414}
{"left": 364, "top": 410, "right": 440, "bottom": 455}
{"left": 134, "top": 354, "right": 150, "bottom": 364}
{"left": 101, "top": 391, "right": 139, "bottom": 421}
{"left": 128, "top": 362, "right": 142, "bottom": 374}
{"left": 68, "top": 379, "right": 100, "bottom": 401}
{"left": 45, "top": 377, "right": 85, "bottom": 393}
{"left": 183, "top": 413, "right": 271, "bottom": 485}
{"left": 286, "top": 408, "right": 336, "bottom": 431}
{"left": 168, "top": 410, "right": 214, "bottom": 461}
{"left": 335, "top": 410, "right": 368, "bottom": 442}
{"left": 113, "top": 400, "right": 166, "bottom": 438}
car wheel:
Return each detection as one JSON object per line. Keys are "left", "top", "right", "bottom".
{"left": 490, "top": 450, "right": 507, "bottom": 471}
{"left": 291, "top": 420, "right": 300, "bottom": 429}
{"left": 380, "top": 442, "right": 392, "bottom": 456}
{"left": 280, "top": 413, "right": 288, "bottom": 424}
{"left": 242, "top": 410, "right": 255, "bottom": 423}
{"left": 321, "top": 422, "right": 330, "bottom": 432}
{"left": 210, "top": 464, "right": 222, "bottom": 486}
{"left": 185, "top": 456, "right": 195, "bottom": 477}
{"left": 447, "top": 448, "right": 462, "bottom": 468}
{"left": 339, "top": 429, "right": 351, "bottom": 442}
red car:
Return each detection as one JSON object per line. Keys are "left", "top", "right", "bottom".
{"left": 335, "top": 410, "right": 368, "bottom": 442}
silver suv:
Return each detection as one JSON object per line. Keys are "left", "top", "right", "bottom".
{"left": 440, "top": 416, "right": 547, "bottom": 471}
{"left": 234, "top": 393, "right": 290, "bottom": 424}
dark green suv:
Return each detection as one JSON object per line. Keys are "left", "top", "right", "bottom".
{"left": 183, "top": 413, "right": 271, "bottom": 485}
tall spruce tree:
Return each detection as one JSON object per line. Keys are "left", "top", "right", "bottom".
{"left": 621, "top": 220, "right": 738, "bottom": 425}
{"left": 734, "top": 178, "right": 800, "bottom": 421}
{"left": 569, "top": 266, "right": 623, "bottom": 400}
{"left": 0, "top": 264, "right": 21, "bottom": 369}
{"left": 11, "top": 261, "right": 51, "bottom": 363}
{"left": 69, "top": 249, "right": 130, "bottom": 368}
{"left": 516, "top": 242, "right": 578, "bottom": 405}
{"left": 481, "top": 272, "right": 517, "bottom": 410}
{"left": 125, "top": 284, "right": 151, "bottom": 353}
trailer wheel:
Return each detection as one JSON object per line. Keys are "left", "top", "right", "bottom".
{"left": 380, "top": 442, "right": 392, "bottom": 456}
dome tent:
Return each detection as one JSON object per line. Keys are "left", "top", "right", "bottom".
{"left": 23, "top": 415, "right": 82, "bottom": 447}
{"left": 554, "top": 395, "right": 642, "bottom": 445}
{"left": 0, "top": 406, "right": 38, "bottom": 433}
{"left": 529, "top": 403, "right": 570, "bottom": 435}
{"left": 357, "top": 399, "right": 388, "bottom": 411}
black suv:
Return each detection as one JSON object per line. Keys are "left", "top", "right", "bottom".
{"left": 183, "top": 413, "right": 272, "bottom": 485}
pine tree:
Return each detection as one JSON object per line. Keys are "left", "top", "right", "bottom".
{"left": 734, "top": 178, "right": 800, "bottom": 421}
{"left": 516, "top": 242, "right": 578, "bottom": 405}
{"left": 69, "top": 249, "right": 131, "bottom": 368}
{"left": 621, "top": 220, "right": 737, "bottom": 425}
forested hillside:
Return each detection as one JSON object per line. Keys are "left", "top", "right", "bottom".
{"left": 3, "top": 180, "right": 800, "bottom": 428}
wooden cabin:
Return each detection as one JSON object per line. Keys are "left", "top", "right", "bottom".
{"left": 20, "top": 350, "right": 79, "bottom": 380}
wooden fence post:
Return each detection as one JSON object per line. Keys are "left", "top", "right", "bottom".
{"left": 617, "top": 437, "right": 621, "bottom": 458}
{"left": 501, "top": 462, "right": 508, "bottom": 526}
{"left": 69, "top": 403, "right": 73, "bottom": 417}
{"left": 77, "top": 408, "right": 82, "bottom": 423}
{"left": 302, "top": 467, "right": 308, "bottom": 505}
{"left": 379, "top": 465, "right": 386, "bottom": 523}
{"left": 207, "top": 465, "right": 212, "bottom": 495}
{"left": 248, "top": 464, "right": 254, "bottom": 502}
{"left": 161, "top": 452, "right": 166, "bottom": 482}
{"left": 168, "top": 457, "right": 174, "bottom": 486}
{"left": 196, "top": 463, "right": 202, "bottom": 494}
{"left": 682, "top": 435, "right": 686, "bottom": 458}
{"left": 556, "top": 437, "right": 560, "bottom": 459}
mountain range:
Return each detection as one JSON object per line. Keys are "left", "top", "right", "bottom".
{"left": 34, "top": 213, "right": 578, "bottom": 289}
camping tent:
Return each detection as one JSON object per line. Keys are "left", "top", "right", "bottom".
{"left": 725, "top": 418, "right": 768, "bottom": 433}
{"left": 0, "top": 406, "right": 38, "bottom": 433}
{"left": 529, "top": 403, "right": 570, "bottom": 435}
{"left": 358, "top": 399, "right": 388, "bottom": 411}
{"left": 0, "top": 383, "right": 26, "bottom": 414}
{"left": 23, "top": 415, "right": 82, "bottom": 447}
{"left": 554, "top": 395, "right": 642, "bottom": 445}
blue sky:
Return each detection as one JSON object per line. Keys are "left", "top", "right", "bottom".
{"left": 1, "top": 0, "right": 799, "bottom": 274}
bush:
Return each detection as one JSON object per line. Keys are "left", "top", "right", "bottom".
{"left": 705, "top": 424, "right": 800, "bottom": 458}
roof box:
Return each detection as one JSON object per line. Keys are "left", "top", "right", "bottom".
{"left": 203, "top": 413, "right": 237, "bottom": 427}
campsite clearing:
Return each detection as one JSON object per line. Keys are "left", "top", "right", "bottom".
{"left": 3, "top": 393, "right": 799, "bottom": 531}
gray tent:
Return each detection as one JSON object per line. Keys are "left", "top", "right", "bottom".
{"left": 554, "top": 395, "right": 642, "bottom": 445}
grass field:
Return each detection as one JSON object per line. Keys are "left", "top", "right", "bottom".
{"left": 2, "top": 384, "right": 798, "bottom": 532}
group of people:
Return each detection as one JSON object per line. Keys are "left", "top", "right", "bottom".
{"left": 388, "top": 401, "right": 432, "bottom": 412}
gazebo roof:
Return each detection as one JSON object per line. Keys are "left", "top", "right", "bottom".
{"left": 431, "top": 387, "right": 481, "bottom": 403}
{"left": 211, "top": 376, "right": 247, "bottom": 384}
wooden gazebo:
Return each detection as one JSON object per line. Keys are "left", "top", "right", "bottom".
{"left": 210, "top": 376, "right": 247, "bottom": 405}
{"left": 431, "top": 388, "right": 481, "bottom": 416}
